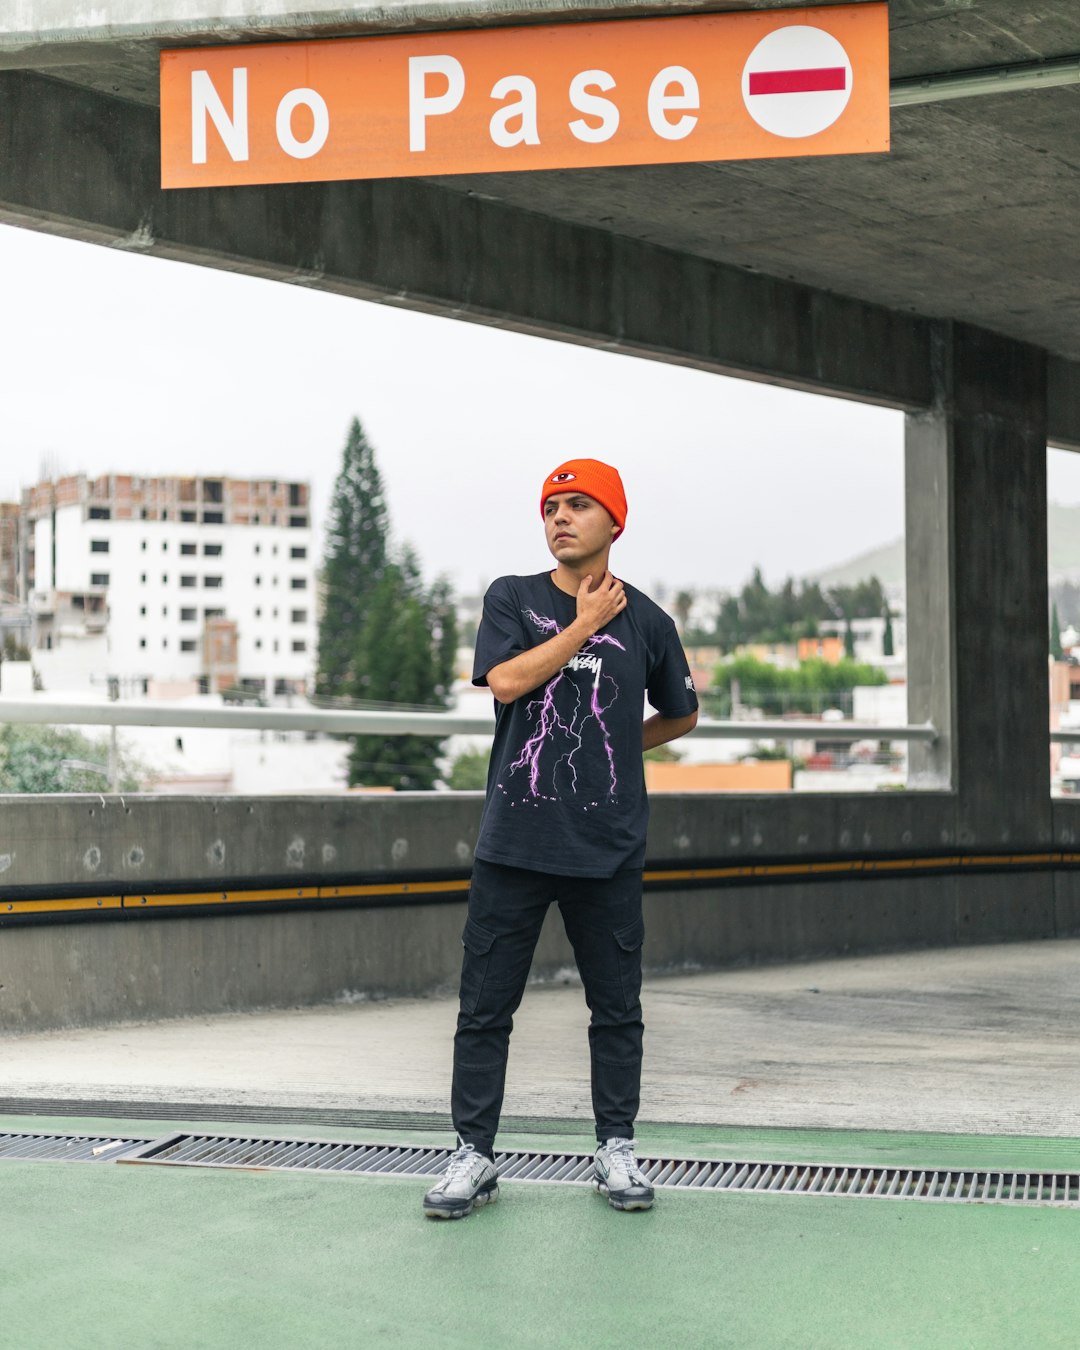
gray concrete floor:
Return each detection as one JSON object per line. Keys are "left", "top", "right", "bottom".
{"left": 2, "top": 938, "right": 1078, "bottom": 1137}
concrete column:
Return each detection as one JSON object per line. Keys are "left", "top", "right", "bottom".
{"left": 906, "top": 322, "right": 1051, "bottom": 846}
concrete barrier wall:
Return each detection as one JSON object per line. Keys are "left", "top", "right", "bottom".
{"left": 0, "top": 787, "right": 1056, "bottom": 893}
{"left": 2, "top": 791, "right": 1078, "bottom": 1031}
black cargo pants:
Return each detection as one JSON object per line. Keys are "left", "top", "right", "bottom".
{"left": 451, "top": 857, "right": 644, "bottom": 1155}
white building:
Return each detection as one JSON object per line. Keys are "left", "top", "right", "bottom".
{"left": 23, "top": 473, "right": 316, "bottom": 698}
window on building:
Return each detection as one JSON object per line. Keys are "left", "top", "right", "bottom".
{"left": 254, "top": 576, "right": 262, "bottom": 587}
{"left": 254, "top": 544, "right": 261, "bottom": 555}
{"left": 180, "top": 510, "right": 196, "bottom": 523}
{"left": 255, "top": 638, "right": 262, "bottom": 651}
{"left": 180, "top": 639, "right": 197, "bottom": 653}
{"left": 72, "top": 595, "right": 85, "bottom": 610}
{"left": 162, "top": 540, "right": 168, "bottom": 552}
{"left": 140, "top": 508, "right": 149, "bottom": 521}
{"left": 88, "top": 507, "right": 110, "bottom": 520}
{"left": 161, "top": 574, "right": 168, "bottom": 584}
{"left": 272, "top": 545, "right": 278, "bottom": 556}
{"left": 180, "top": 575, "right": 196, "bottom": 588}
{"left": 203, "top": 480, "right": 224, "bottom": 503}
{"left": 141, "top": 539, "right": 147, "bottom": 550}
{"left": 292, "top": 640, "right": 307, "bottom": 653}
{"left": 203, "top": 543, "right": 223, "bottom": 557}
{"left": 181, "top": 607, "right": 196, "bottom": 621}
{"left": 254, "top": 607, "right": 262, "bottom": 619}
{"left": 290, "top": 546, "right": 307, "bottom": 559}
{"left": 273, "top": 608, "right": 279, "bottom": 619}
{"left": 139, "top": 605, "right": 147, "bottom": 617}
{"left": 162, "top": 510, "right": 170, "bottom": 521}
{"left": 204, "top": 607, "right": 224, "bottom": 619}
{"left": 139, "top": 637, "right": 147, "bottom": 649}
{"left": 204, "top": 576, "right": 223, "bottom": 589}
{"left": 289, "top": 515, "right": 307, "bottom": 529}
{"left": 162, "top": 637, "right": 168, "bottom": 649}
{"left": 197, "top": 676, "right": 210, "bottom": 695}
{"left": 274, "top": 678, "right": 290, "bottom": 695}
{"left": 91, "top": 572, "right": 109, "bottom": 586}
{"left": 273, "top": 640, "right": 280, "bottom": 653}
{"left": 203, "top": 511, "right": 224, "bottom": 525}
{"left": 290, "top": 577, "right": 308, "bottom": 590}
{"left": 180, "top": 542, "right": 196, "bottom": 555}
{"left": 90, "top": 540, "right": 109, "bottom": 553}
{"left": 140, "top": 573, "right": 147, "bottom": 584}
{"left": 291, "top": 609, "right": 308, "bottom": 623}
{"left": 253, "top": 513, "right": 261, "bottom": 525}
{"left": 162, "top": 605, "right": 167, "bottom": 617}
{"left": 289, "top": 484, "right": 304, "bottom": 507}
{"left": 272, "top": 576, "right": 278, "bottom": 587}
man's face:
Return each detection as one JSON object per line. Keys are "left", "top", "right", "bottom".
{"left": 544, "top": 491, "right": 616, "bottom": 565}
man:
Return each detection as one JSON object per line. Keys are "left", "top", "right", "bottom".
{"left": 423, "top": 458, "right": 698, "bottom": 1220}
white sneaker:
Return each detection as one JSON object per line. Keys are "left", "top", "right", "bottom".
{"left": 422, "top": 1144, "right": 500, "bottom": 1220}
{"left": 593, "top": 1137, "right": 654, "bottom": 1211}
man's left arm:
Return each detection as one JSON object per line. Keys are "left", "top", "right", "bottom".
{"left": 642, "top": 709, "right": 698, "bottom": 752}
{"left": 643, "top": 614, "right": 700, "bottom": 751}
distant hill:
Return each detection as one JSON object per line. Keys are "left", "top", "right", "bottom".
{"left": 811, "top": 501, "right": 1080, "bottom": 591}
{"left": 811, "top": 538, "right": 905, "bottom": 591}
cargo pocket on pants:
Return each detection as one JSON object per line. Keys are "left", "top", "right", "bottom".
{"left": 613, "top": 917, "right": 644, "bottom": 1012}
{"left": 459, "top": 917, "right": 497, "bottom": 1015}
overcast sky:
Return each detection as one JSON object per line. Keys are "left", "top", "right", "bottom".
{"left": 3, "top": 222, "right": 1079, "bottom": 599}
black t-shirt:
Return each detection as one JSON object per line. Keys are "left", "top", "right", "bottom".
{"left": 471, "top": 571, "right": 698, "bottom": 878}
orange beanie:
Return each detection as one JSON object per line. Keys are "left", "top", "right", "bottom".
{"left": 540, "top": 459, "right": 628, "bottom": 540}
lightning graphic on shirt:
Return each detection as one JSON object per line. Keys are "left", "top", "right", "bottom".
{"left": 498, "top": 610, "right": 625, "bottom": 804}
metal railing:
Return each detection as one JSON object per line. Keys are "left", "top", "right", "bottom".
{"left": 0, "top": 697, "right": 938, "bottom": 744}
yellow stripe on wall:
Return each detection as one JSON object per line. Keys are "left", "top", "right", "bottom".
{"left": 0, "top": 895, "right": 123, "bottom": 915}
{"left": 2, "top": 850, "right": 1077, "bottom": 919}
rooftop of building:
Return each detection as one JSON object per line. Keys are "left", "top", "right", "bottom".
{"left": 21, "top": 472, "right": 311, "bottom": 525}
{"left": 3, "top": 938, "right": 1079, "bottom": 1346}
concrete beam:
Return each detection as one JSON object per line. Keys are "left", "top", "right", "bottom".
{"left": 1047, "top": 354, "right": 1080, "bottom": 452}
{"left": 906, "top": 322, "right": 1053, "bottom": 846}
{"left": 0, "top": 0, "right": 835, "bottom": 50}
{"left": 0, "top": 70, "right": 932, "bottom": 406}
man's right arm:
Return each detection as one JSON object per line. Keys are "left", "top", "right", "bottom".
{"left": 486, "top": 573, "right": 626, "bottom": 705}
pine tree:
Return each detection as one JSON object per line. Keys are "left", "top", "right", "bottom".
{"left": 316, "top": 417, "right": 390, "bottom": 697}
{"left": 317, "top": 416, "right": 459, "bottom": 788}
{"left": 1051, "top": 602, "right": 1064, "bottom": 660}
{"left": 883, "top": 603, "right": 895, "bottom": 658}
{"left": 347, "top": 557, "right": 457, "bottom": 790}
{"left": 844, "top": 615, "right": 856, "bottom": 660}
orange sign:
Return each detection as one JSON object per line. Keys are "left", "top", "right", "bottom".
{"left": 160, "top": 4, "right": 888, "bottom": 189}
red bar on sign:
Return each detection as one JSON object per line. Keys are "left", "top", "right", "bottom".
{"left": 748, "top": 66, "right": 847, "bottom": 96}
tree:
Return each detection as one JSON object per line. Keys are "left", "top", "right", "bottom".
{"left": 0, "top": 725, "right": 148, "bottom": 793}
{"left": 673, "top": 590, "right": 695, "bottom": 634}
{"left": 315, "top": 416, "right": 461, "bottom": 788}
{"left": 883, "top": 603, "right": 895, "bottom": 658}
{"left": 844, "top": 615, "right": 856, "bottom": 660}
{"left": 1051, "top": 601, "right": 1064, "bottom": 660}
{"left": 447, "top": 749, "right": 490, "bottom": 790}
{"left": 706, "top": 654, "right": 887, "bottom": 718}
{"left": 346, "top": 555, "right": 459, "bottom": 790}
{"left": 316, "top": 417, "right": 390, "bottom": 697}
{"left": 709, "top": 569, "right": 886, "bottom": 652}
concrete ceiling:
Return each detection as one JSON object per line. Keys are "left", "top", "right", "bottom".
{"left": 7, "top": 0, "right": 1080, "bottom": 360}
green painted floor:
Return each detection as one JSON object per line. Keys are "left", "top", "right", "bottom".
{"left": 2, "top": 1113, "right": 1080, "bottom": 1349}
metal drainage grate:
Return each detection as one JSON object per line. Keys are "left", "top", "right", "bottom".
{"left": 0, "top": 1130, "right": 153, "bottom": 1163}
{"left": 117, "top": 1134, "right": 1080, "bottom": 1207}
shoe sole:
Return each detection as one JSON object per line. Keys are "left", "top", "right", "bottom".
{"left": 423, "top": 1181, "right": 499, "bottom": 1220}
{"left": 593, "top": 1178, "right": 654, "bottom": 1212}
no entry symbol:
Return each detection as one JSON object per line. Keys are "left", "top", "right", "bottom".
{"left": 742, "top": 25, "right": 853, "bottom": 139}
